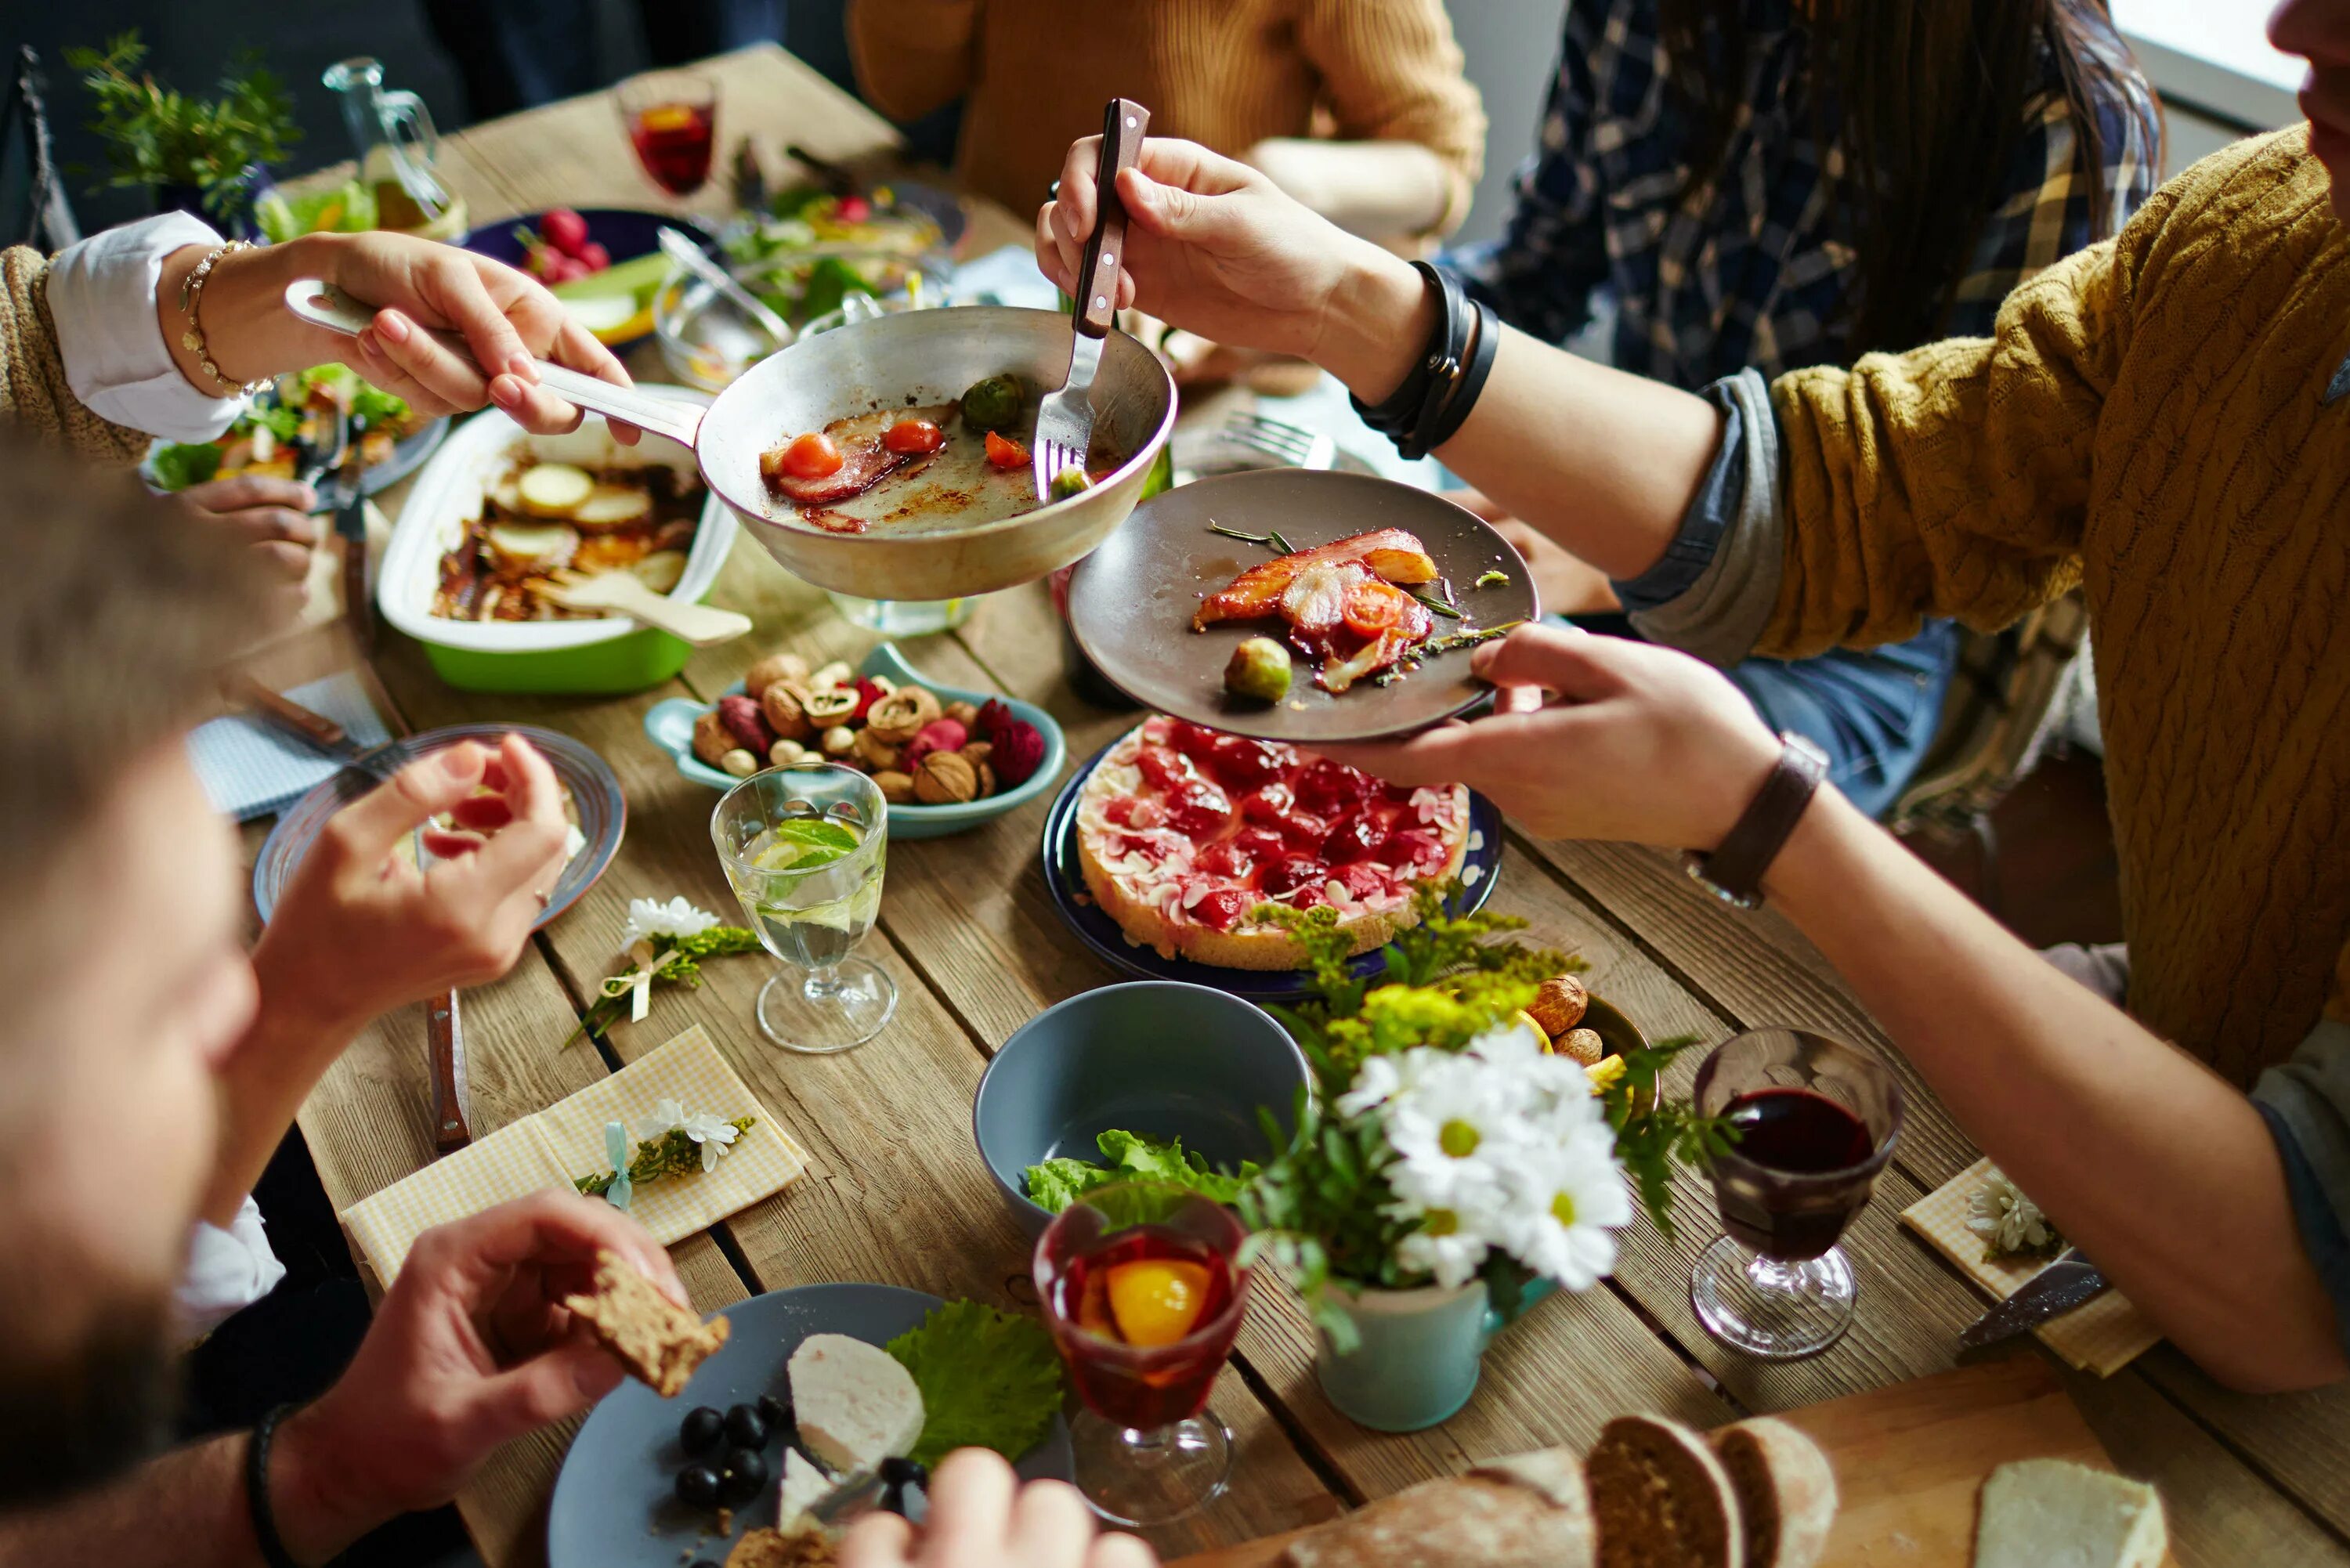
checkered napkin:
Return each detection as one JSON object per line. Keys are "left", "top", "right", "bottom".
{"left": 186, "top": 672, "right": 393, "bottom": 821}
{"left": 1901, "top": 1156, "right": 2160, "bottom": 1376}
{"left": 342, "top": 1025, "right": 808, "bottom": 1282}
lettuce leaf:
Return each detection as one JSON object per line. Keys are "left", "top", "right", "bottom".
{"left": 237, "top": 401, "right": 302, "bottom": 443}
{"left": 148, "top": 442, "right": 222, "bottom": 491}
{"left": 1023, "top": 1130, "right": 1260, "bottom": 1214}
{"left": 884, "top": 1301, "right": 1062, "bottom": 1468}
{"left": 351, "top": 382, "right": 410, "bottom": 430}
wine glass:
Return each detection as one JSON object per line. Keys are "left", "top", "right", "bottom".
{"left": 710, "top": 763, "right": 895, "bottom": 1053}
{"left": 1034, "top": 1183, "right": 1251, "bottom": 1526}
{"left": 1689, "top": 1028, "right": 1904, "bottom": 1359}
{"left": 616, "top": 70, "right": 718, "bottom": 197}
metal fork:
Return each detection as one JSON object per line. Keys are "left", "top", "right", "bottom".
{"left": 1221, "top": 410, "right": 1337, "bottom": 471}
{"left": 1034, "top": 97, "right": 1151, "bottom": 502}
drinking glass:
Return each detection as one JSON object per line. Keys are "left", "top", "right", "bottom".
{"left": 710, "top": 763, "right": 895, "bottom": 1053}
{"left": 1690, "top": 1028, "right": 1904, "bottom": 1359}
{"left": 616, "top": 70, "right": 718, "bottom": 197}
{"left": 1035, "top": 1183, "right": 1251, "bottom": 1526}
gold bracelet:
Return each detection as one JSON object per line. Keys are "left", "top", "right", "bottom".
{"left": 176, "top": 240, "right": 274, "bottom": 398}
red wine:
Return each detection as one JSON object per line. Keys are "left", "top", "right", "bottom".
{"left": 1723, "top": 1088, "right": 1874, "bottom": 1172}
{"left": 1710, "top": 1088, "right": 1879, "bottom": 1259}
{"left": 629, "top": 103, "right": 716, "bottom": 196}
{"left": 1046, "top": 1227, "right": 1238, "bottom": 1429}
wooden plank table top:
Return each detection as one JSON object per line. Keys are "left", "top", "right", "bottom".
{"left": 262, "top": 43, "right": 2350, "bottom": 1568}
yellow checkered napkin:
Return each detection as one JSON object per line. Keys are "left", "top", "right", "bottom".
{"left": 343, "top": 1024, "right": 808, "bottom": 1282}
{"left": 1901, "top": 1156, "right": 2158, "bottom": 1376}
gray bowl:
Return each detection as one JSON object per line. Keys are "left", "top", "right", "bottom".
{"left": 973, "top": 981, "right": 1311, "bottom": 1237}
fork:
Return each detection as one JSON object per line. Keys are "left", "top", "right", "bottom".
{"left": 1034, "top": 97, "right": 1151, "bottom": 502}
{"left": 1221, "top": 410, "right": 1338, "bottom": 471}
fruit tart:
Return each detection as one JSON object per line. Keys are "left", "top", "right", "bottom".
{"left": 1075, "top": 716, "right": 1470, "bottom": 970}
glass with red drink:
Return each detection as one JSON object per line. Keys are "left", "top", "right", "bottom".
{"left": 1690, "top": 1028, "right": 1903, "bottom": 1359}
{"left": 616, "top": 71, "right": 718, "bottom": 197}
{"left": 1034, "top": 1183, "right": 1251, "bottom": 1526}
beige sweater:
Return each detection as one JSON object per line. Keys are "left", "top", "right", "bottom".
{"left": 0, "top": 246, "right": 152, "bottom": 463}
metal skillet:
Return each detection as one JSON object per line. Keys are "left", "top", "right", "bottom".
{"left": 281, "top": 283, "right": 1176, "bottom": 602}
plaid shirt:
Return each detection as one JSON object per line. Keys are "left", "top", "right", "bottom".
{"left": 1455, "top": 0, "right": 2163, "bottom": 384}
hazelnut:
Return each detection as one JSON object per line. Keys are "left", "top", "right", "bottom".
{"left": 820, "top": 724, "right": 858, "bottom": 756}
{"left": 1528, "top": 975, "right": 1589, "bottom": 1038}
{"left": 865, "top": 685, "right": 943, "bottom": 745}
{"left": 913, "top": 750, "right": 979, "bottom": 804}
{"left": 804, "top": 687, "right": 860, "bottom": 724}
{"left": 873, "top": 769, "right": 916, "bottom": 804}
{"left": 852, "top": 728, "right": 902, "bottom": 771}
{"left": 975, "top": 761, "right": 998, "bottom": 797}
{"left": 761, "top": 681, "right": 813, "bottom": 741}
{"left": 1556, "top": 1027, "right": 1607, "bottom": 1068}
{"left": 692, "top": 708, "right": 735, "bottom": 767}
{"left": 943, "top": 699, "right": 981, "bottom": 730}
{"left": 811, "top": 660, "right": 855, "bottom": 691}
{"left": 719, "top": 748, "right": 758, "bottom": 778}
{"left": 743, "top": 652, "right": 810, "bottom": 699}
{"left": 769, "top": 738, "right": 808, "bottom": 767}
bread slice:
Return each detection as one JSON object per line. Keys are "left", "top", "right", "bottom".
{"left": 723, "top": 1524, "right": 836, "bottom": 1568}
{"left": 1710, "top": 1418, "right": 1836, "bottom": 1568}
{"left": 562, "top": 1252, "right": 728, "bottom": 1398}
{"left": 1973, "top": 1458, "right": 2167, "bottom": 1568}
{"left": 788, "top": 1333, "right": 925, "bottom": 1472}
{"left": 1283, "top": 1447, "right": 1594, "bottom": 1568}
{"left": 1587, "top": 1414, "right": 1748, "bottom": 1568}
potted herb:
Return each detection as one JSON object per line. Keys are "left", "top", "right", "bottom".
{"left": 1238, "top": 890, "right": 1733, "bottom": 1432}
{"left": 65, "top": 32, "right": 300, "bottom": 225}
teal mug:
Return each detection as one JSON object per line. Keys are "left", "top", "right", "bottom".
{"left": 1314, "top": 1275, "right": 1558, "bottom": 1432}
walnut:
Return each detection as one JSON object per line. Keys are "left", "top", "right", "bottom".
{"left": 820, "top": 724, "right": 858, "bottom": 756}
{"left": 913, "top": 750, "right": 979, "bottom": 804}
{"left": 803, "top": 688, "right": 860, "bottom": 724}
{"left": 692, "top": 709, "right": 735, "bottom": 767}
{"left": 851, "top": 728, "right": 902, "bottom": 771}
{"left": 943, "top": 699, "right": 982, "bottom": 730}
{"left": 959, "top": 741, "right": 992, "bottom": 770}
{"left": 719, "top": 748, "right": 758, "bottom": 778}
{"left": 1528, "top": 974, "right": 1589, "bottom": 1038}
{"left": 974, "top": 761, "right": 998, "bottom": 797}
{"left": 743, "top": 652, "right": 810, "bottom": 700}
{"left": 865, "top": 685, "right": 942, "bottom": 745}
{"left": 1556, "top": 1027, "right": 1606, "bottom": 1068}
{"left": 761, "top": 682, "right": 813, "bottom": 741}
{"left": 873, "top": 769, "right": 916, "bottom": 804}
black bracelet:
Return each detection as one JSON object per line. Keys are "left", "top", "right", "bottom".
{"left": 246, "top": 1403, "right": 303, "bottom": 1568}
{"left": 1350, "top": 261, "right": 1457, "bottom": 439}
{"left": 1415, "top": 298, "right": 1500, "bottom": 456}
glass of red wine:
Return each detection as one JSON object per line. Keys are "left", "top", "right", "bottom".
{"left": 616, "top": 71, "right": 718, "bottom": 197}
{"left": 1690, "top": 1028, "right": 1904, "bottom": 1359}
{"left": 1033, "top": 1182, "right": 1251, "bottom": 1526}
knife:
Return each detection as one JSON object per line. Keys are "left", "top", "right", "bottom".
{"left": 332, "top": 450, "right": 373, "bottom": 654}
{"left": 1958, "top": 1249, "right": 2111, "bottom": 1348}
{"left": 426, "top": 987, "right": 472, "bottom": 1154}
{"left": 223, "top": 676, "right": 415, "bottom": 800}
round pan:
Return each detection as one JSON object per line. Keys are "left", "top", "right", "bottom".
{"left": 1066, "top": 470, "right": 1540, "bottom": 745}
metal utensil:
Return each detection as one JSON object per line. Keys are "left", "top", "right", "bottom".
{"left": 226, "top": 675, "right": 417, "bottom": 800}
{"left": 331, "top": 450, "right": 374, "bottom": 652}
{"left": 1033, "top": 97, "right": 1150, "bottom": 502}
{"left": 656, "top": 223, "right": 790, "bottom": 349}
{"left": 1220, "top": 410, "right": 1337, "bottom": 471}
{"left": 426, "top": 988, "right": 472, "bottom": 1152}
{"left": 1958, "top": 1250, "right": 2111, "bottom": 1349}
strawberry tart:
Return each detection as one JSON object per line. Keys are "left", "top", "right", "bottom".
{"left": 1074, "top": 716, "right": 1471, "bottom": 970}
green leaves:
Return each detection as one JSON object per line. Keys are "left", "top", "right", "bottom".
{"left": 563, "top": 927, "right": 761, "bottom": 1047}
{"left": 146, "top": 442, "right": 221, "bottom": 492}
{"left": 1022, "top": 1129, "right": 1261, "bottom": 1213}
{"left": 884, "top": 1302, "right": 1063, "bottom": 1468}
{"left": 66, "top": 32, "right": 302, "bottom": 218}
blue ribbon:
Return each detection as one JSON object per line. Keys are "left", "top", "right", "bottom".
{"left": 603, "top": 1121, "right": 633, "bottom": 1210}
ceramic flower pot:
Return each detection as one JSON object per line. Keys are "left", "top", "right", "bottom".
{"left": 1314, "top": 1275, "right": 1556, "bottom": 1432}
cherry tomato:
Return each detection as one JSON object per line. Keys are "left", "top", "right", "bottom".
{"left": 1341, "top": 580, "right": 1411, "bottom": 638}
{"left": 984, "top": 430, "right": 1030, "bottom": 470}
{"left": 835, "top": 194, "right": 872, "bottom": 222}
{"left": 883, "top": 418, "right": 945, "bottom": 455}
{"left": 779, "top": 432, "right": 844, "bottom": 479}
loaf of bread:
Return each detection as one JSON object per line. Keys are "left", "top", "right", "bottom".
{"left": 1282, "top": 1447, "right": 1594, "bottom": 1568}
{"left": 1587, "top": 1414, "right": 1748, "bottom": 1568}
{"left": 1710, "top": 1418, "right": 1836, "bottom": 1568}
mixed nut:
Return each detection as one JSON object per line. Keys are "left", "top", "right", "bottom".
{"left": 691, "top": 652, "right": 1048, "bottom": 806}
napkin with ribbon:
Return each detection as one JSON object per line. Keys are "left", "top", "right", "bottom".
{"left": 342, "top": 1024, "right": 807, "bottom": 1283}
{"left": 1901, "top": 1155, "right": 2160, "bottom": 1375}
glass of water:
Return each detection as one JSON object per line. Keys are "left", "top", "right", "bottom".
{"left": 710, "top": 763, "right": 895, "bottom": 1053}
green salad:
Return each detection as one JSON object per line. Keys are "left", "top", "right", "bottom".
{"left": 149, "top": 366, "right": 415, "bottom": 493}
{"left": 1025, "top": 1129, "right": 1261, "bottom": 1214}
{"left": 884, "top": 1300, "right": 1062, "bottom": 1467}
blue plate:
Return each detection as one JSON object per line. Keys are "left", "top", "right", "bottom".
{"left": 251, "top": 723, "right": 625, "bottom": 927}
{"left": 462, "top": 209, "right": 718, "bottom": 347}
{"left": 642, "top": 643, "right": 1068, "bottom": 840}
{"left": 1039, "top": 740, "right": 1504, "bottom": 1003}
{"left": 547, "top": 1282, "right": 1073, "bottom": 1568}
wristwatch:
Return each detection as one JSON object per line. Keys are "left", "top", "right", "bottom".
{"left": 1681, "top": 732, "right": 1831, "bottom": 909}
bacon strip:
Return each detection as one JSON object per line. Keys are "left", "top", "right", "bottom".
{"left": 1321, "top": 596, "right": 1434, "bottom": 692}
{"left": 1191, "top": 528, "right": 1439, "bottom": 630}
{"left": 762, "top": 439, "right": 910, "bottom": 506}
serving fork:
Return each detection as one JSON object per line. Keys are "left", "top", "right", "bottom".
{"left": 1034, "top": 97, "right": 1151, "bottom": 503}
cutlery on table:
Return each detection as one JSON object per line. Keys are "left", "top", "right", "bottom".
{"left": 1958, "top": 1248, "right": 2111, "bottom": 1349}
{"left": 657, "top": 222, "right": 791, "bottom": 350}
{"left": 426, "top": 987, "right": 472, "bottom": 1154}
{"left": 1220, "top": 410, "right": 1338, "bottom": 471}
{"left": 537, "top": 567, "right": 752, "bottom": 646}
{"left": 1033, "top": 97, "right": 1150, "bottom": 502}
{"left": 331, "top": 450, "right": 374, "bottom": 653}
{"left": 225, "top": 675, "right": 418, "bottom": 801}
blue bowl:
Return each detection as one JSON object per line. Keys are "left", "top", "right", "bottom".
{"left": 973, "top": 981, "right": 1311, "bottom": 1238}
{"left": 643, "top": 642, "right": 1067, "bottom": 840}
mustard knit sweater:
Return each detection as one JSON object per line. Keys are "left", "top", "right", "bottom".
{"left": 1767, "top": 129, "right": 2350, "bottom": 1086}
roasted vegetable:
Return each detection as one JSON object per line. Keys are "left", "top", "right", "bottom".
{"left": 960, "top": 374, "right": 1025, "bottom": 432}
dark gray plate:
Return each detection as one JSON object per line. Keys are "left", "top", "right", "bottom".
{"left": 1067, "top": 470, "right": 1539, "bottom": 745}
{"left": 547, "top": 1283, "right": 1075, "bottom": 1567}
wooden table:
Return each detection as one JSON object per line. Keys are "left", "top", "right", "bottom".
{"left": 265, "top": 45, "right": 2350, "bottom": 1568}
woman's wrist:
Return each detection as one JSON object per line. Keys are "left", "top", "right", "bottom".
{"left": 158, "top": 234, "right": 333, "bottom": 396}
{"left": 1314, "top": 244, "right": 1436, "bottom": 405}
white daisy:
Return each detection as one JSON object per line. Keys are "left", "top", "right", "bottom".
{"left": 633, "top": 1097, "right": 691, "bottom": 1141}
{"left": 1499, "top": 1133, "right": 1634, "bottom": 1292}
{"left": 680, "top": 1110, "right": 744, "bottom": 1171}
{"left": 1383, "top": 1053, "right": 1520, "bottom": 1209}
{"left": 619, "top": 895, "right": 721, "bottom": 952}
{"left": 1968, "top": 1171, "right": 2059, "bottom": 1258}
{"left": 1334, "top": 1046, "right": 1441, "bottom": 1119}
{"left": 1394, "top": 1207, "right": 1491, "bottom": 1289}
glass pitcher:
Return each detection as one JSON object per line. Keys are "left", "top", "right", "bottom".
{"left": 321, "top": 57, "right": 461, "bottom": 232}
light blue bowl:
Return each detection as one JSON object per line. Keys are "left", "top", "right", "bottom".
{"left": 972, "top": 981, "right": 1311, "bottom": 1238}
{"left": 643, "top": 641, "right": 1066, "bottom": 840}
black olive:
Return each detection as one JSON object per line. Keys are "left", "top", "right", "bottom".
{"left": 719, "top": 1446, "right": 769, "bottom": 1504}
{"left": 674, "top": 1464, "right": 723, "bottom": 1508}
{"left": 678, "top": 1406, "right": 724, "bottom": 1454}
{"left": 690, "top": 1561, "right": 721, "bottom": 1568}
{"left": 756, "top": 1393, "right": 792, "bottom": 1431}
{"left": 722, "top": 1403, "right": 768, "bottom": 1448}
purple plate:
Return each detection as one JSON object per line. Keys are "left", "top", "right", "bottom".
{"left": 461, "top": 210, "right": 718, "bottom": 347}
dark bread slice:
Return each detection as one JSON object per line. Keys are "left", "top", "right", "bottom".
{"left": 1710, "top": 1418, "right": 1836, "bottom": 1568}
{"left": 562, "top": 1250, "right": 728, "bottom": 1398}
{"left": 1282, "top": 1447, "right": 1594, "bottom": 1568}
{"left": 1588, "top": 1414, "right": 1747, "bottom": 1568}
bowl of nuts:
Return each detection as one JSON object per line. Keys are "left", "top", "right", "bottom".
{"left": 642, "top": 641, "right": 1067, "bottom": 839}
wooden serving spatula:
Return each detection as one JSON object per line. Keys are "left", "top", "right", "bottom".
{"left": 537, "top": 569, "right": 751, "bottom": 646}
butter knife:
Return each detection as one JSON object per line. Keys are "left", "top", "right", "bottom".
{"left": 1959, "top": 1249, "right": 2110, "bottom": 1348}
{"left": 426, "top": 988, "right": 472, "bottom": 1154}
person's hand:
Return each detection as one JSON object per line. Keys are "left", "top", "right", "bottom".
{"left": 272, "top": 1193, "right": 683, "bottom": 1555}
{"left": 1315, "top": 623, "right": 1781, "bottom": 847}
{"left": 841, "top": 1450, "right": 1155, "bottom": 1568}
{"left": 175, "top": 474, "right": 320, "bottom": 621}
{"left": 247, "top": 734, "right": 572, "bottom": 1041}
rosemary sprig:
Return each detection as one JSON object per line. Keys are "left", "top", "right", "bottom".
{"left": 1411, "top": 591, "right": 1465, "bottom": 620}
{"left": 575, "top": 1117, "right": 757, "bottom": 1198}
{"left": 1371, "top": 620, "right": 1528, "bottom": 687}
{"left": 1207, "top": 521, "right": 1296, "bottom": 555}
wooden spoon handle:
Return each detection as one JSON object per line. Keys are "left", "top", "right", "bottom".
{"left": 563, "top": 574, "right": 752, "bottom": 646}
{"left": 1074, "top": 99, "right": 1151, "bottom": 339}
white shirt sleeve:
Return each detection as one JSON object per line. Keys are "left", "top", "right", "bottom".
{"left": 176, "top": 1197, "right": 289, "bottom": 1338}
{"left": 42, "top": 213, "right": 246, "bottom": 443}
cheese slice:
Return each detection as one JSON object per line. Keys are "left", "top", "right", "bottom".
{"left": 1974, "top": 1459, "right": 2167, "bottom": 1568}
{"left": 776, "top": 1446, "right": 831, "bottom": 1527}
{"left": 787, "top": 1333, "right": 925, "bottom": 1472}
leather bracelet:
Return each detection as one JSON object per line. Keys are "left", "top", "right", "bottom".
{"left": 246, "top": 1402, "right": 304, "bottom": 1568}
{"left": 1350, "top": 260, "right": 1459, "bottom": 440}
{"left": 1411, "top": 297, "right": 1499, "bottom": 457}
{"left": 1682, "top": 732, "right": 1831, "bottom": 909}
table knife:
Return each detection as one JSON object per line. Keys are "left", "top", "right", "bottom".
{"left": 426, "top": 987, "right": 472, "bottom": 1154}
{"left": 334, "top": 467, "right": 374, "bottom": 655}
{"left": 1958, "top": 1249, "right": 2110, "bottom": 1348}
{"left": 223, "top": 676, "right": 414, "bottom": 799}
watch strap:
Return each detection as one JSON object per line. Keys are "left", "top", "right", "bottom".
{"left": 1683, "top": 732, "right": 1830, "bottom": 909}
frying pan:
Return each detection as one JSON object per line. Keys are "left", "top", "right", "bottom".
{"left": 284, "top": 283, "right": 1176, "bottom": 602}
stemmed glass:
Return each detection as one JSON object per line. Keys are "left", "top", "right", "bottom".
{"left": 1034, "top": 1183, "right": 1251, "bottom": 1526}
{"left": 1690, "top": 1028, "right": 1904, "bottom": 1359}
{"left": 616, "top": 70, "right": 718, "bottom": 197}
{"left": 710, "top": 763, "right": 895, "bottom": 1053}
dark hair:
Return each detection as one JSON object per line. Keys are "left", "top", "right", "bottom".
{"left": 1658, "top": 0, "right": 2159, "bottom": 353}
{"left": 0, "top": 427, "right": 272, "bottom": 891}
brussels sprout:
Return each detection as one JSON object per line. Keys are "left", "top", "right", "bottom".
{"left": 1049, "top": 468, "right": 1093, "bottom": 501}
{"left": 1224, "top": 637, "right": 1293, "bottom": 703}
{"left": 960, "top": 373, "right": 1025, "bottom": 432}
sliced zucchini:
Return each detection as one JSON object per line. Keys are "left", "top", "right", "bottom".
{"left": 515, "top": 462, "right": 595, "bottom": 518}
{"left": 485, "top": 521, "right": 579, "bottom": 571}
{"left": 631, "top": 549, "right": 689, "bottom": 594}
{"left": 570, "top": 482, "right": 654, "bottom": 529}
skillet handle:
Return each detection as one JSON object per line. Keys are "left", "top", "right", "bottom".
{"left": 1074, "top": 99, "right": 1150, "bottom": 340}
{"left": 280, "top": 278, "right": 707, "bottom": 449}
